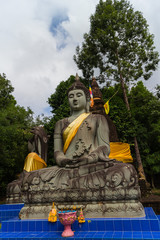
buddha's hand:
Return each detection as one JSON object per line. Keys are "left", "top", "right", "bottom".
{"left": 57, "top": 157, "right": 73, "bottom": 167}
{"left": 61, "top": 158, "right": 73, "bottom": 167}
{"left": 68, "top": 155, "right": 98, "bottom": 168}
{"left": 55, "top": 151, "right": 73, "bottom": 167}
{"left": 66, "top": 158, "right": 88, "bottom": 168}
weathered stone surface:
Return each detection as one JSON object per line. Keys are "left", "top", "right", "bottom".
{"left": 19, "top": 201, "right": 145, "bottom": 219}
{"left": 20, "top": 162, "right": 140, "bottom": 204}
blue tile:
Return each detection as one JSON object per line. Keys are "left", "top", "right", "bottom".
{"left": 72, "top": 219, "right": 80, "bottom": 231}
{"left": 105, "top": 220, "right": 114, "bottom": 231}
{"left": 42, "top": 220, "right": 50, "bottom": 232}
{"left": 112, "top": 231, "right": 123, "bottom": 238}
{"left": 79, "top": 221, "right": 89, "bottom": 231}
{"left": 122, "top": 219, "right": 132, "bottom": 231}
{"left": 15, "top": 222, "right": 21, "bottom": 231}
{"left": 142, "top": 231, "right": 153, "bottom": 239}
{"left": 63, "top": 237, "right": 74, "bottom": 240}
{"left": 85, "top": 232, "right": 97, "bottom": 237}
{"left": 21, "top": 221, "right": 28, "bottom": 231}
{"left": 57, "top": 220, "right": 64, "bottom": 232}
{"left": 28, "top": 220, "right": 35, "bottom": 231}
{"left": 48, "top": 221, "right": 57, "bottom": 231}
{"left": 141, "top": 220, "right": 151, "bottom": 231}
{"left": 152, "top": 232, "right": 160, "bottom": 239}
{"left": 146, "top": 207, "right": 157, "bottom": 219}
{"left": 88, "top": 220, "right": 97, "bottom": 231}
{"left": 132, "top": 231, "right": 143, "bottom": 239}
{"left": 36, "top": 232, "right": 49, "bottom": 237}
{"left": 1, "top": 222, "right": 8, "bottom": 232}
{"left": 122, "top": 231, "right": 132, "bottom": 238}
{"left": 97, "top": 220, "right": 105, "bottom": 231}
{"left": 103, "top": 231, "right": 113, "bottom": 238}
{"left": 35, "top": 220, "right": 43, "bottom": 231}
{"left": 131, "top": 220, "right": 141, "bottom": 231}
{"left": 150, "top": 219, "right": 160, "bottom": 231}
{"left": 8, "top": 221, "right": 15, "bottom": 231}
{"left": 114, "top": 220, "right": 123, "bottom": 231}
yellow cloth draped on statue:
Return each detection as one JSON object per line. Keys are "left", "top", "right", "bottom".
{"left": 23, "top": 152, "right": 47, "bottom": 172}
{"left": 63, "top": 112, "right": 91, "bottom": 154}
{"left": 109, "top": 142, "right": 133, "bottom": 163}
{"left": 62, "top": 113, "right": 133, "bottom": 163}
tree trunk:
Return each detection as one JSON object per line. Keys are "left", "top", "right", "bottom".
{"left": 134, "top": 136, "right": 146, "bottom": 180}
{"left": 151, "top": 174, "right": 155, "bottom": 189}
{"left": 116, "top": 50, "right": 146, "bottom": 181}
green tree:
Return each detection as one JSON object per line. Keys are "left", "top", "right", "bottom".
{"left": 0, "top": 74, "right": 34, "bottom": 196}
{"left": 74, "top": 0, "right": 159, "bottom": 85}
{"left": 129, "top": 81, "right": 160, "bottom": 187}
{"left": 102, "top": 81, "right": 160, "bottom": 187}
{"left": 74, "top": 0, "right": 159, "bottom": 181}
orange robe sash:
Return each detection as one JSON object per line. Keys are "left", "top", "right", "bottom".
{"left": 63, "top": 113, "right": 91, "bottom": 154}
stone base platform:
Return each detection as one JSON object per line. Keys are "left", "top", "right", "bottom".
{"left": 19, "top": 200, "right": 145, "bottom": 219}
{"left": 0, "top": 208, "right": 160, "bottom": 239}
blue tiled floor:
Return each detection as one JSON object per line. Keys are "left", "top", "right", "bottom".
{"left": 0, "top": 207, "right": 160, "bottom": 239}
{"left": 0, "top": 231, "right": 160, "bottom": 239}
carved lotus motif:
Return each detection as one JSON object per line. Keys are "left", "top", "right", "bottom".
{"left": 23, "top": 183, "right": 28, "bottom": 191}
{"left": 111, "top": 171, "right": 123, "bottom": 187}
{"left": 32, "top": 177, "right": 40, "bottom": 185}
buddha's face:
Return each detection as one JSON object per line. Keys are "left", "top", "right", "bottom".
{"left": 68, "top": 89, "right": 87, "bottom": 111}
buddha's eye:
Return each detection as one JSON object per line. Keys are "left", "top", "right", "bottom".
{"left": 69, "top": 94, "right": 74, "bottom": 98}
{"left": 76, "top": 93, "right": 82, "bottom": 97}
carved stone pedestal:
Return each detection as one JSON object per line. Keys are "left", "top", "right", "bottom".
{"left": 9, "top": 161, "right": 145, "bottom": 219}
{"left": 19, "top": 200, "right": 145, "bottom": 219}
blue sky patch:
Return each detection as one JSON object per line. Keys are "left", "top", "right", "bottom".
{"left": 49, "top": 13, "right": 69, "bottom": 50}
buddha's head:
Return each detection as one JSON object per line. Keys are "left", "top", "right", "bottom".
{"left": 67, "top": 75, "right": 90, "bottom": 113}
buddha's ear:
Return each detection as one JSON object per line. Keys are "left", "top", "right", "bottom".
{"left": 86, "top": 99, "right": 90, "bottom": 113}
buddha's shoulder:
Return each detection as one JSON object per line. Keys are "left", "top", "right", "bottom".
{"left": 55, "top": 117, "right": 69, "bottom": 128}
{"left": 89, "top": 113, "right": 106, "bottom": 121}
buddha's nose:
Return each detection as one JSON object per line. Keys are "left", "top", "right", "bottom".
{"left": 73, "top": 98, "right": 77, "bottom": 103}
{"left": 73, "top": 96, "right": 78, "bottom": 101}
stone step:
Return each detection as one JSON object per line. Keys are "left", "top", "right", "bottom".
{"left": 0, "top": 204, "right": 24, "bottom": 222}
{"left": 1, "top": 208, "right": 160, "bottom": 233}
{"left": 0, "top": 208, "right": 160, "bottom": 239}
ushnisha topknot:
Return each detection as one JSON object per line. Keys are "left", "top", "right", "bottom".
{"left": 67, "top": 74, "right": 90, "bottom": 100}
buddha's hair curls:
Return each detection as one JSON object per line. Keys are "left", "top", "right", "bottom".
{"left": 67, "top": 75, "right": 90, "bottom": 100}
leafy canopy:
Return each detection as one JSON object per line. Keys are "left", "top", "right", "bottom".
{"left": 74, "top": 0, "right": 159, "bottom": 83}
{"left": 0, "top": 74, "right": 34, "bottom": 196}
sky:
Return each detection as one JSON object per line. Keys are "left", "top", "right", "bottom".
{"left": 0, "top": 0, "right": 160, "bottom": 117}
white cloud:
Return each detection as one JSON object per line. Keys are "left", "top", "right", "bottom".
{"left": 0, "top": 0, "right": 159, "bottom": 116}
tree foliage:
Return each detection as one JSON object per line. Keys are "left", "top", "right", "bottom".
{"left": 0, "top": 74, "right": 34, "bottom": 196}
{"left": 74, "top": 0, "right": 159, "bottom": 84}
{"left": 102, "top": 81, "right": 160, "bottom": 186}
{"left": 129, "top": 81, "right": 160, "bottom": 185}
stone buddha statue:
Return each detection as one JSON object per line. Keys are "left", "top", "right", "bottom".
{"left": 19, "top": 75, "right": 145, "bottom": 219}
{"left": 54, "top": 75, "right": 111, "bottom": 169}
